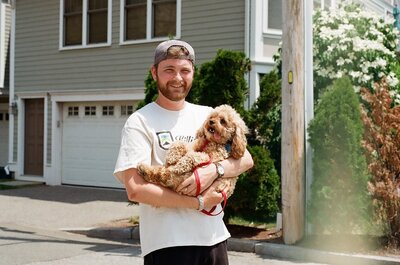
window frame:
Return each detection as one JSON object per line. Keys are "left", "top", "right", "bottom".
{"left": 262, "top": 0, "right": 282, "bottom": 37}
{"left": 102, "top": 105, "right": 115, "bottom": 116}
{"left": 84, "top": 105, "right": 97, "bottom": 116}
{"left": 119, "top": 0, "right": 181, "bottom": 45}
{"left": 121, "top": 105, "right": 134, "bottom": 116}
{"left": 59, "top": 0, "right": 112, "bottom": 50}
{"left": 67, "top": 106, "right": 79, "bottom": 117}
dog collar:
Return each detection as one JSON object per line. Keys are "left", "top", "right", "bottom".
{"left": 225, "top": 143, "right": 231, "bottom": 153}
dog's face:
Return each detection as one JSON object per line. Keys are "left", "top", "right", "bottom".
{"left": 203, "top": 107, "right": 235, "bottom": 144}
{"left": 198, "top": 105, "right": 248, "bottom": 158}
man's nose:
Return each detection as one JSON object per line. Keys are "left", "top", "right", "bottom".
{"left": 174, "top": 72, "right": 183, "bottom": 80}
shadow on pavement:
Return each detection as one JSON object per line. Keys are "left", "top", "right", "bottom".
{"left": 0, "top": 185, "right": 128, "bottom": 204}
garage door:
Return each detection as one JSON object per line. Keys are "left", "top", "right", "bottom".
{"left": 62, "top": 101, "right": 136, "bottom": 188}
{"left": 0, "top": 104, "right": 9, "bottom": 166}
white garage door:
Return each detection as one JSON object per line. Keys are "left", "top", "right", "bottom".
{"left": 0, "top": 104, "right": 9, "bottom": 166}
{"left": 62, "top": 101, "right": 136, "bottom": 188}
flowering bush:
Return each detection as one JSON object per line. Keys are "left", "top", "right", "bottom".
{"left": 313, "top": 2, "right": 400, "bottom": 101}
{"left": 273, "top": 2, "right": 400, "bottom": 104}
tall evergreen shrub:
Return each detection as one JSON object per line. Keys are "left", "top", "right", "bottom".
{"left": 194, "top": 49, "right": 251, "bottom": 114}
{"left": 246, "top": 70, "right": 282, "bottom": 176}
{"left": 307, "top": 76, "right": 372, "bottom": 234}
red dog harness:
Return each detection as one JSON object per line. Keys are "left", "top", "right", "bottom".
{"left": 193, "top": 140, "right": 228, "bottom": 216}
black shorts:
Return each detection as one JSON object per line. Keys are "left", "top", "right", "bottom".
{"left": 143, "top": 240, "right": 229, "bottom": 265}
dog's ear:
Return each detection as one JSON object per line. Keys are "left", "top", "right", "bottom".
{"left": 193, "top": 127, "right": 207, "bottom": 151}
{"left": 230, "top": 118, "right": 248, "bottom": 159}
{"left": 196, "top": 126, "right": 205, "bottom": 139}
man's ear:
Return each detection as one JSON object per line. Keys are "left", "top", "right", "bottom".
{"left": 150, "top": 65, "right": 158, "bottom": 81}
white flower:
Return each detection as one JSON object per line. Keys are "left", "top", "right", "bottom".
{"left": 336, "top": 57, "right": 346, "bottom": 66}
{"left": 361, "top": 74, "right": 372, "bottom": 82}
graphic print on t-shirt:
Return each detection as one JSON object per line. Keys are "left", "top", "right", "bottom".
{"left": 156, "top": 131, "right": 196, "bottom": 150}
{"left": 157, "top": 131, "right": 174, "bottom": 150}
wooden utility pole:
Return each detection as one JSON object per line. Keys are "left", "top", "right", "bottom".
{"left": 281, "top": 0, "right": 305, "bottom": 244}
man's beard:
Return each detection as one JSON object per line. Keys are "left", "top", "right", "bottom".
{"left": 158, "top": 80, "right": 192, "bottom": 102}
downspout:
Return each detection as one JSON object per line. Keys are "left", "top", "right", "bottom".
{"left": 7, "top": 0, "right": 15, "bottom": 169}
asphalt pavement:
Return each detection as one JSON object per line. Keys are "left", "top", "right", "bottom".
{"left": 0, "top": 182, "right": 399, "bottom": 265}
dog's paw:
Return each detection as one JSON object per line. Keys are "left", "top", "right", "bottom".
{"left": 137, "top": 163, "right": 148, "bottom": 177}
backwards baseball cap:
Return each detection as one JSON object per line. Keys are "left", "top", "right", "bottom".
{"left": 154, "top": 40, "right": 195, "bottom": 65}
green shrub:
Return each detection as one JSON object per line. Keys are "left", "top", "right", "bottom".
{"left": 136, "top": 70, "right": 158, "bottom": 110}
{"left": 246, "top": 70, "right": 282, "bottom": 176}
{"left": 195, "top": 49, "right": 251, "bottom": 114}
{"left": 307, "top": 76, "right": 372, "bottom": 234}
{"left": 225, "top": 145, "right": 280, "bottom": 222}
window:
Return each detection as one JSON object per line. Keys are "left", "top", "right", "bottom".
{"left": 0, "top": 112, "right": 8, "bottom": 121}
{"left": 64, "top": 0, "right": 82, "bottom": 46}
{"left": 60, "top": 0, "right": 111, "bottom": 49}
{"left": 68, "top": 106, "right": 79, "bottom": 116}
{"left": 121, "top": 0, "right": 180, "bottom": 43}
{"left": 121, "top": 105, "right": 134, "bottom": 116}
{"left": 263, "top": 0, "right": 282, "bottom": 34}
{"left": 153, "top": 0, "right": 176, "bottom": 38}
{"left": 85, "top": 106, "right": 97, "bottom": 116}
{"left": 102, "top": 105, "right": 114, "bottom": 116}
{"left": 314, "top": 0, "right": 333, "bottom": 10}
{"left": 88, "top": 0, "right": 108, "bottom": 43}
{"left": 125, "top": 0, "right": 147, "bottom": 40}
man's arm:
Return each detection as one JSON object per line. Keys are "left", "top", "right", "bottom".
{"left": 176, "top": 149, "right": 254, "bottom": 196}
{"left": 123, "top": 167, "right": 226, "bottom": 209}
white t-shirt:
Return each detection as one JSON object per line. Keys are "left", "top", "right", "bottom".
{"left": 114, "top": 101, "right": 231, "bottom": 256}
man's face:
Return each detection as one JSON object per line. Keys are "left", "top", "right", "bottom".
{"left": 151, "top": 59, "right": 194, "bottom": 102}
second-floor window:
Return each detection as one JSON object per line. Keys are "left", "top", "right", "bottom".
{"left": 121, "top": 0, "right": 179, "bottom": 43}
{"left": 263, "top": 0, "right": 282, "bottom": 34}
{"left": 61, "top": 0, "right": 111, "bottom": 48}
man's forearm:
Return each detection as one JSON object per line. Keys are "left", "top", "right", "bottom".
{"left": 123, "top": 168, "right": 199, "bottom": 209}
{"left": 219, "top": 149, "right": 254, "bottom": 179}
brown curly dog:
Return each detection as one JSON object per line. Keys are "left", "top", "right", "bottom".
{"left": 137, "top": 104, "right": 248, "bottom": 199}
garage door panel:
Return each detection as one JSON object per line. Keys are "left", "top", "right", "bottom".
{"left": 62, "top": 102, "right": 133, "bottom": 188}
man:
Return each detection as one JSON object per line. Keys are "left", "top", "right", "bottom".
{"left": 114, "top": 39, "right": 253, "bottom": 265}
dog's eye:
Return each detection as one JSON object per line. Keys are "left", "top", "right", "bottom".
{"left": 220, "top": 118, "right": 226, "bottom": 125}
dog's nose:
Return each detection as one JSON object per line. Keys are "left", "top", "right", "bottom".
{"left": 209, "top": 120, "right": 215, "bottom": 126}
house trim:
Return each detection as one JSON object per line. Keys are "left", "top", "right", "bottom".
{"left": 0, "top": 3, "right": 6, "bottom": 88}
{"left": 8, "top": 2, "right": 15, "bottom": 168}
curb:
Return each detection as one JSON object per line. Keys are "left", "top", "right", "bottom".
{"left": 66, "top": 227, "right": 400, "bottom": 265}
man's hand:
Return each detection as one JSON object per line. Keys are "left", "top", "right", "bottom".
{"left": 176, "top": 163, "right": 217, "bottom": 196}
{"left": 201, "top": 184, "right": 228, "bottom": 209}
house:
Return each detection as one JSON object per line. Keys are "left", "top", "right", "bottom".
{"left": 2, "top": 0, "right": 281, "bottom": 188}
{"left": 3, "top": 0, "right": 397, "bottom": 188}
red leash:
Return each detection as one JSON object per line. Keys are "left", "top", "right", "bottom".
{"left": 194, "top": 165, "right": 227, "bottom": 216}
{"left": 193, "top": 139, "right": 228, "bottom": 216}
